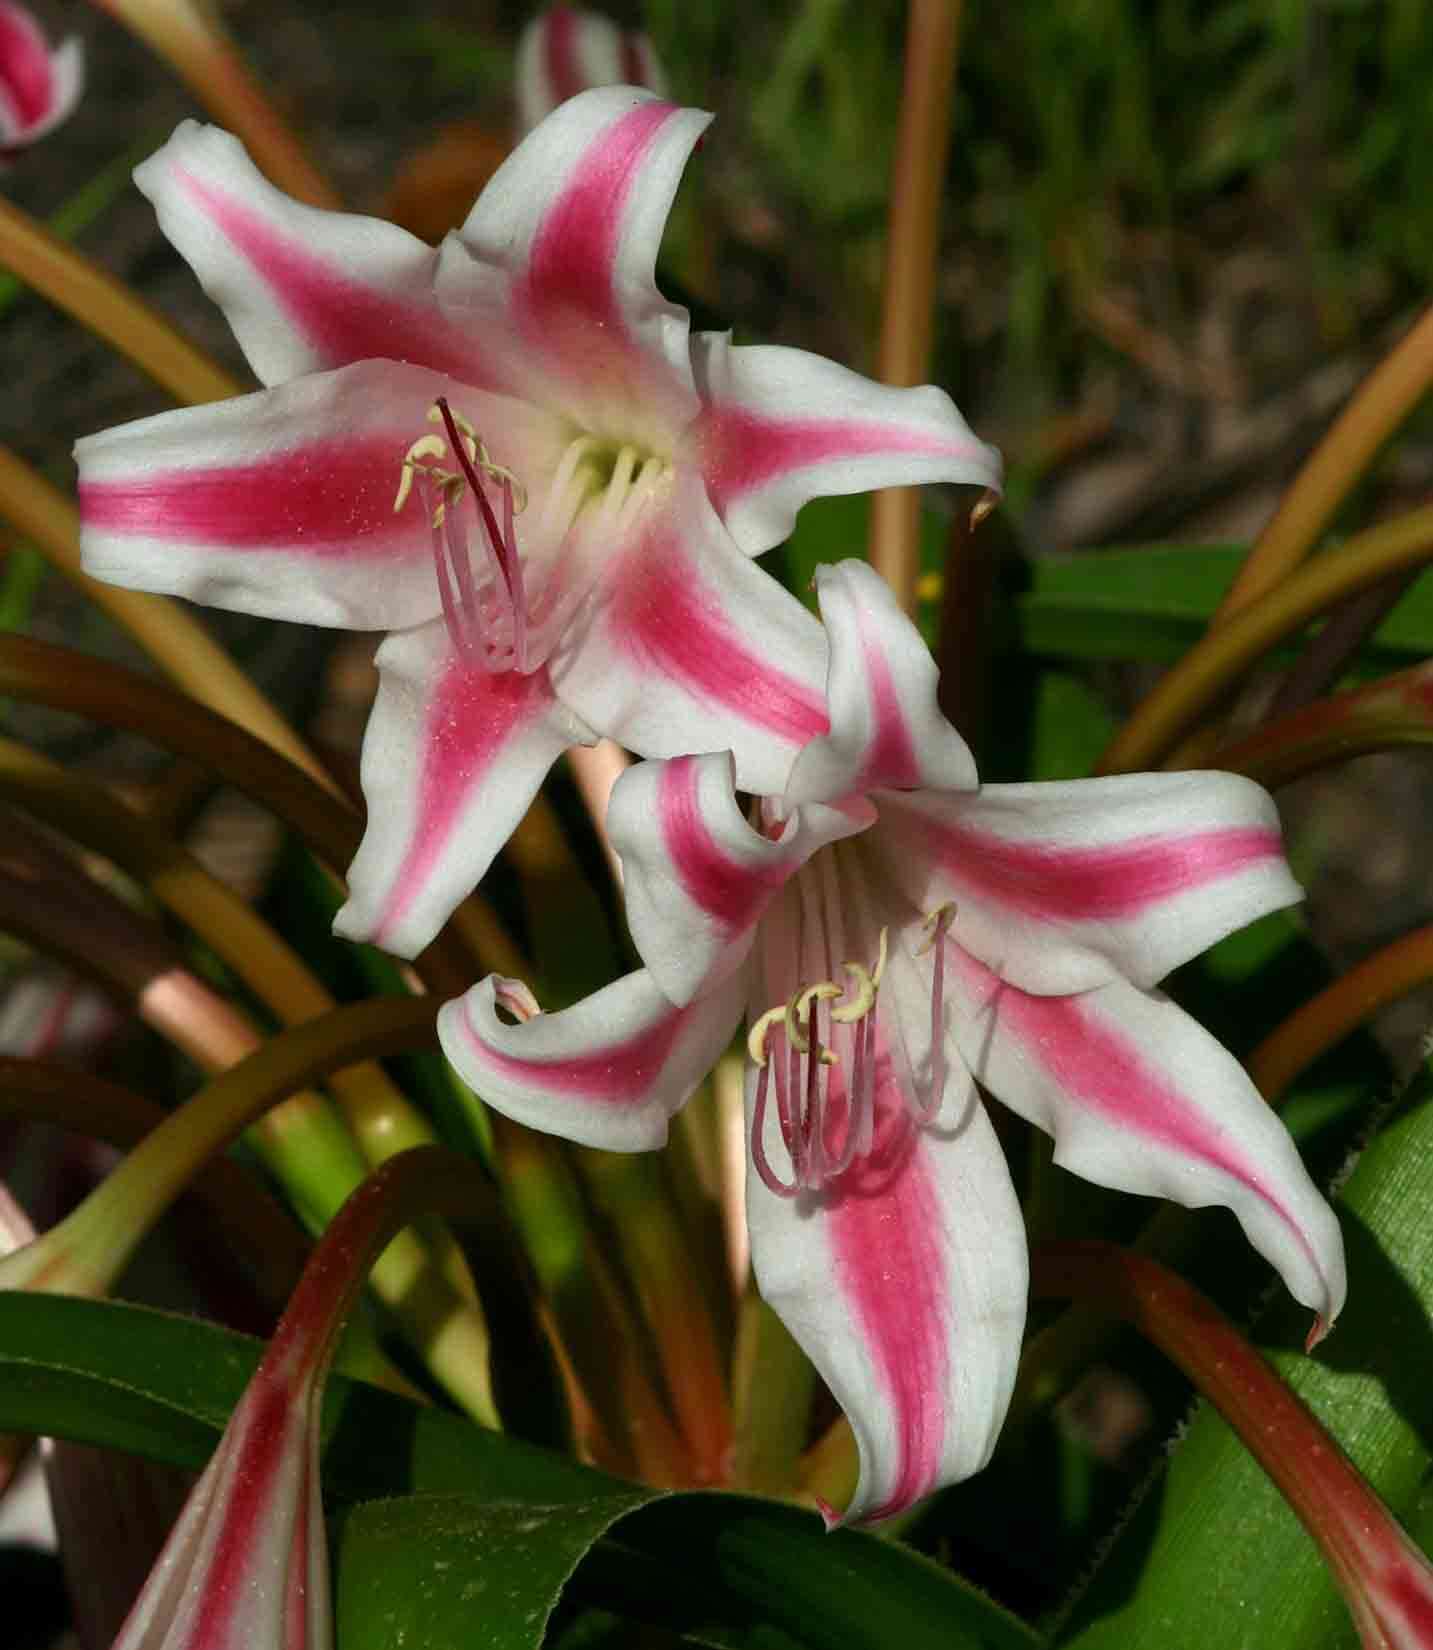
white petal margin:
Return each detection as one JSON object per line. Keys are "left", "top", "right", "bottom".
{"left": 786, "top": 559, "right": 978, "bottom": 806}
{"left": 440, "top": 968, "right": 744, "bottom": 1152}
{"left": 945, "top": 943, "right": 1346, "bottom": 1332}
{"left": 334, "top": 618, "right": 596, "bottom": 958}
{"left": 514, "top": 8, "right": 625, "bottom": 136}
{"left": 691, "top": 331, "right": 1003, "bottom": 558}
{"left": 556, "top": 479, "right": 831, "bottom": 797}
{"left": 455, "top": 86, "right": 706, "bottom": 443}
{"left": 77, "top": 359, "right": 464, "bottom": 631}
{"left": 609, "top": 751, "right": 874, "bottom": 1005}
{"left": 746, "top": 1002, "right": 1026, "bottom": 1526}
{"left": 134, "top": 120, "right": 496, "bottom": 390}
{"left": 877, "top": 769, "right": 1303, "bottom": 996}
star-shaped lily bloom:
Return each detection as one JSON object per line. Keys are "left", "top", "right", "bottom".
{"left": 75, "top": 87, "right": 1000, "bottom": 958}
{"left": 0, "top": 1, "right": 83, "bottom": 158}
{"left": 440, "top": 558, "right": 1347, "bottom": 1527}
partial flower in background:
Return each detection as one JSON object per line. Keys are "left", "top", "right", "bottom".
{"left": 76, "top": 87, "right": 1000, "bottom": 960}
{"left": 515, "top": 6, "right": 667, "bottom": 137}
{"left": 0, "top": 965, "right": 121, "bottom": 1063}
{"left": 444, "top": 558, "right": 1347, "bottom": 1527}
{"left": 0, "top": 1, "right": 82, "bottom": 158}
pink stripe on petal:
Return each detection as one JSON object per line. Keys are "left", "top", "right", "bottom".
{"left": 826, "top": 1036, "right": 948, "bottom": 1521}
{"left": 81, "top": 435, "right": 421, "bottom": 556}
{"left": 171, "top": 169, "right": 489, "bottom": 385}
{"left": 699, "top": 403, "right": 962, "bottom": 521}
{"left": 959, "top": 951, "right": 1324, "bottom": 1287}
{"left": 612, "top": 537, "right": 829, "bottom": 745}
{"left": 544, "top": 7, "right": 584, "bottom": 103}
{"left": 0, "top": 6, "right": 54, "bottom": 127}
{"left": 928, "top": 818, "right": 1282, "bottom": 924}
{"left": 856, "top": 629, "right": 920, "bottom": 790}
{"left": 519, "top": 98, "right": 675, "bottom": 335}
{"left": 659, "top": 756, "right": 791, "bottom": 927}
{"left": 374, "top": 661, "right": 557, "bottom": 945}
{"left": 455, "top": 992, "right": 691, "bottom": 1106}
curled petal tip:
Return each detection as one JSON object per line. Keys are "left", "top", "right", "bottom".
{"left": 814, "top": 1494, "right": 844, "bottom": 1533}
{"left": 1305, "top": 1311, "right": 1334, "bottom": 1354}
{"left": 970, "top": 487, "right": 1000, "bottom": 530}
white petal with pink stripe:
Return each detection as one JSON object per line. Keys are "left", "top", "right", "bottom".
{"left": 692, "top": 331, "right": 1002, "bottom": 558}
{"left": 944, "top": 942, "right": 1346, "bottom": 1329}
{"left": 135, "top": 121, "right": 499, "bottom": 391}
{"left": 608, "top": 750, "right": 873, "bottom": 1005}
{"left": 880, "top": 768, "right": 1303, "bottom": 996}
{"left": 515, "top": 6, "right": 667, "bottom": 138}
{"left": 333, "top": 618, "right": 596, "bottom": 958}
{"left": 515, "top": 7, "right": 627, "bottom": 137}
{"left": 439, "top": 967, "right": 744, "bottom": 1152}
{"left": 745, "top": 929, "right": 1026, "bottom": 1527}
{"left": 77, "top": 360, "right": 474, "bottom": 630}
{"left": 0, "top": 3, "right": 82, "bottom": 154}
{"left": 455, "top": 87, "right": 705, "bottom": 441}
{"left": 785, "top": 559, "right": 979, "bottom": 806}
{"left": 555, "top": 479, "right": 831, "bottom": 797}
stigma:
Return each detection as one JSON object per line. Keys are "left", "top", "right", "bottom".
{"left": 395, "top": 399, "right": 532, "bottom": 674}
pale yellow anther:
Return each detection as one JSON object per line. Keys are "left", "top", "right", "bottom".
{"left": 786, "top": 983, "right": 842, "bottom": 1057}
{"left": 830, "top": 962, "right": 876, "bottom": 1024}
{"left": 870, "top": 927, "right": 889, "bottom": 988}
{"left": 422, "top": 399, "right": 528, "bottom": 508}
{"left": 917, "top": 902, "right": 956, "bottom": 956}
{"left": 394, "top": 433, "right": 451, "bottom": 513}
{"left": 747, "top": 1005, "right": 788, "bottom": 1067}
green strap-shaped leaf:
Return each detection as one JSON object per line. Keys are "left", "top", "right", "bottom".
{"left": 0, "top": 1294, "right": 1045, "bottom": 1650}
{"left": 334, "top": 1493, "right": 650, "bottom": 1650}
{"left": 1013, "top": 543, "right": 1433, "bottom": 666}
{"left": 1056, "top": 1077, "right": 1433, "bottom": 1648}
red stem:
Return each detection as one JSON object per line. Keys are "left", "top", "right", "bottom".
{"left": 1030, "top": 1240, "right": 1420, "bottom": 1611}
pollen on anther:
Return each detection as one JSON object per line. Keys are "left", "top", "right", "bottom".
{"left": 394, "top": 433, "right": 450, "bottom": 513}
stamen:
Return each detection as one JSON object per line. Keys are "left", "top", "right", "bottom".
{"left": 394, "top": 399, "right": 532, "bottom": 673}
{"left": 393, "top": 434, "right": 447, "bottom": 513}
{"left": 745, "top": 928, "right": 891, "bottom": 1196}
{"left": 786, "top": 982, "right": 841, "bottom": 1054}
{"left": 750, "top": 1057, "right": 798, "bottom": 1199}
{"left": 910, "top": 902, "right": 956, "bottom": 1124}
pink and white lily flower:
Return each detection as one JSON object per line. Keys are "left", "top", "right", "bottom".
{"left": 0, "top": 1, "right": 82, "bottom": 157}
{"left": 76, "top": 87, "right": 1000, "bottom": 958}
{"left": 440, "top": 558, "right": 1347, "bottom": 1527}
{"left": 516, "top": 6, "right": 667, "bottom": 138}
